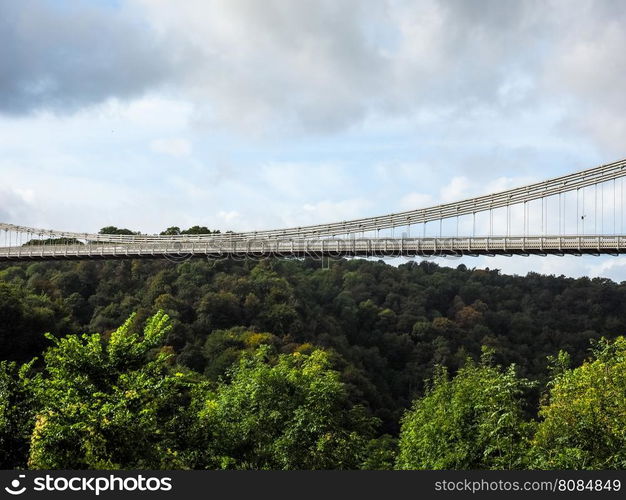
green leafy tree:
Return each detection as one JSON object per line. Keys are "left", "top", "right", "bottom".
{"left": 360, "top": 434, "right": 397, "bottom": 470}
{"left": 397, "top": 351, "right": 534, "bottom": 470}
{"left": 160, "top": 226, "right": 181, "bottom": 236}
{"left": 0, "top": 360, "right": 35, "bottom": 468}
{"left": 0, "top": 282, "right": 66, "bottom": 362}
{"left": 98, "top": 226, "right": 139, "bottom": 235}
{"left": 198, "top": 346, "right": 378, "bottom": 469}
{"left": 182, "top": 226, "right": 218, "bottom": 235}
{"left": 532, "top": 337, "right": 626, "bottom": 469}
{"left": 5, "top": 252, "right": 626, "bottom": 468}
{"left": 27, "top": 311, "right": 196, "bottom": 469}
{"left": 24, "top": 237, "right": 83, "bottom": 246}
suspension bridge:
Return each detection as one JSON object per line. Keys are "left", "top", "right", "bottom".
{"left": 2, "top": 158, "right": 626, "bottom": 261}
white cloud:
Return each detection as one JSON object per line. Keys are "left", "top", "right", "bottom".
{"left": 436, "top": 175, "right": 538, "bottom": 205}
{"left": 260, "top": 162, "right": 350, "bottom": 200}
{"left": 1, "top": 0, "right": 624, "bottom": 151}
{"left": 541, "top": 3, "right": 626, "bottom": 153}
{"left": 150, "top": 138, "right": 192, "bottom": 157}
{"left": 0, "top": 0, "right": 174, "bottom": 114}
{"left": 485, "top": 176, "right": 538, "bottom": 194}
{"left": 13, "top": 188, "right": 35, "bottom": 203}
{"left": 297, "top": 198, "right": 372, "bottom": 225}
{"left": 398, "top": 192, "right": 434, "bottom": 210}
{"left": 218, "top": 210, "right": 240, "bottom": 223}
{"left": 440, "top": 176, "right": 470, "bottom": 202}
{"left": 588, "top": 257, "right": 626, "bottom": 283}
{"left": 121, "top": 0, "right": 575, "bottom": 134}
{"left": 0, "top": 187, "right": 35, "bottom": 224}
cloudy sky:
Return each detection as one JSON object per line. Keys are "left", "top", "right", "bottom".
{"left": 2, "top": 0, "right": 626, "bottom": 279}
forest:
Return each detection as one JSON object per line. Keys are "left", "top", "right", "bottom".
{"left": 1, "top": 227, "right": 626, "bottom": 469}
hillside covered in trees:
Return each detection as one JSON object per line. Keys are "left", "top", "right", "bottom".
{"left": 1, "top": 243, "right": 626, "bottom": 469}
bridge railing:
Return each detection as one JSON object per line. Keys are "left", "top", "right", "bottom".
{"left": 1, "top": 235, "right": 626, "bottom": 261}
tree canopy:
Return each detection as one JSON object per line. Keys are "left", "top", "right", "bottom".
{"left": 27, "top": 311, "right": 195, "bottom": 469}
{"left": 198, "top": 345, "right": 376, "bottom": 469}
{"left": 397, "top": 350, "right": 534, "bottom": 470}
{"left": 532, "top": 337, "right": 626, "bottom": 469}
{"left": 2, "top": 250, "right": 626, "bottom": 469}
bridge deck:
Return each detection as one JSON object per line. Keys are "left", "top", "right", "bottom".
{"left": 1, "top": 235, "right": 626, "bottom": 261}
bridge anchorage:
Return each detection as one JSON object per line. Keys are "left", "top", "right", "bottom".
{"left": 2, "top": 158, "right": 626, "bottom": 261}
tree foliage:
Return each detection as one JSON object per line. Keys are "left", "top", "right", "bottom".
{"left": 0, "top": 360, "right": 35, "bottom": 468}
{"left": 98, "top": 226, "right": 140, "bottom": 235}
{"left": 2, "top": 251, "right": 626, "bottom": 469}
{"left": 198, "top": 346, "right": 377, "bottom": 469}
{"left": 397, "top": 351, "right": 534, "bottom": 470}
{"left": 27, "top": 311, "right": 195, "bottom": 469}
{"left": 532, "top": 337, "right": 626, "bottom": 469}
